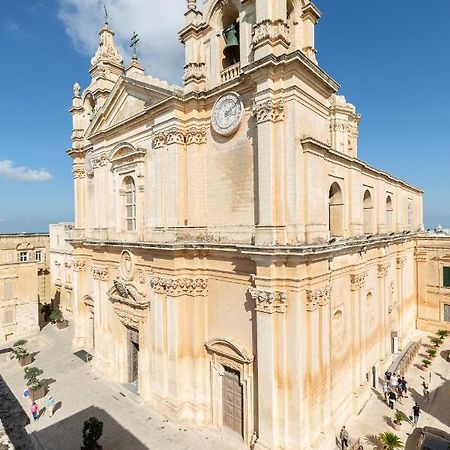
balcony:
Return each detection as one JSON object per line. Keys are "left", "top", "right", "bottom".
{"left": 220, "top": 63, "right": 241, "bottom": 84}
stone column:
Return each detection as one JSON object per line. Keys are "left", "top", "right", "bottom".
{"left": 150, "top": 276, "right": 208, "bottom": 423}
{"left": 185, "top": 127, "right": 207, "bottom": 227}
{"left": 252, "top": 98, "right": 286, "bottom": 245}
{"left": 378, "top": 264, "right": 391, "bottom": 357}
{"left": 71, "top": 259, "right": 87, "bottom": 350}
{"left": 350, "top": 271, "right": 368, "bottom": 410}
{"left": 166, "top": 128, "right": 187, "bottom": 228}
{"left": 72, "top": 163, "right": 86, "bottom": 229}
{"left": 396, "top": 258, "right": 406, "bottom": 346}
{"left": 249, "top": 287, "right": 287, "bottom": 450}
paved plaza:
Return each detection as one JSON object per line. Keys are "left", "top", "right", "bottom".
{"left": 347, "top": 330, "right": 450, "bottom": 449}
{"left": 0, "top": 324, "right": 245, "bottom": 450}
{"left": 1, "top": 325, "right": 450, "bottom": 449}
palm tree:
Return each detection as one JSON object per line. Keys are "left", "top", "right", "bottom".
{"left": 379, "top": 431, "right": 404, "bottom": 449}
{"left": 436, "top": 329, "right": 449, "bottom": 339}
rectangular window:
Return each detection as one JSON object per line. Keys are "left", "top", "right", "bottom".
{"left": 444, "top": 304, "right": 450, "bottom": 322}
{"left": 19, "top": 251, "right": 28, "bottom": 262}
{"left": 35, "top": 250, "right": 42, "bottom": 263}
{"left": 444, "top": 267, "right": 450, "bottom": 288}
{"left": 4, "top": 280, "right": 14, "bottom": 300}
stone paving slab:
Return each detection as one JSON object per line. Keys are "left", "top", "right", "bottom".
{"left": 0, "top": 324, "right": 245, "bottom": 450}
{"left": 347, "top": 330, "right": 450, "bottom": 449}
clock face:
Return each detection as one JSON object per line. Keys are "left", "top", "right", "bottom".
{"left": 85, "top": 152, "right": 94, "bottom": 176}
{"left": 211, "top": 92, "right": 244, "bottom": 137}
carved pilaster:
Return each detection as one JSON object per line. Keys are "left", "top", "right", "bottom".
{"left": 377, "top": 263, "right": 391, "bottom": 278}
{"left": 91, "top": 266, "right": 109, "bottom": 281}
{"left": 153, "top": 133, "right": 167, "bottom": 149}
{"left": 248, "top": 288, "right": 287, "bottom": 314}
{"left": 72, "top": 165, "right": 85, "bottom": 179}
{"left": 396, "top": 257, "right": 407, "bottom": 269}
{"left": 252, "top": 99, "right": 285, "bottom": 124}
{"left": 186, "top": 126, "right": 207, "bottom": 145}
{"left": 252, "top": 19, "right": 290, "bottom": 49}
{"left": 350, "top": 271, "right": 368, "bottom": 291}
{"left": 150, "top": 277, "right": 208, "bottom": 297}
{"left": 166, "top": 127, "right": 186, "bottom": 145}
{"left": 306, "top": 285, "right": 331, "bottom": 311}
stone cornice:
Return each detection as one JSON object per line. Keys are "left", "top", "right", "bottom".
{"left": 150, "top": 277, "right": 208, "bottom": 297}
{"left": 248, "top": 287, "right": 287, "bottom": 314}
{"left": 350, "top": 271, "right": 368, "bottom": 290}
{"left": 91, "top": 266, "right": 109, "bottom": 281}
{"left": 306, "top": 285, "right": 331, "bottom": 311}
{"left": 252, "top": 99, "right": 285, "bottom": 124}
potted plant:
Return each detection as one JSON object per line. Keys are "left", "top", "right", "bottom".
{"left": 82, "top": 416, "right": 103, "bottom": 450}
{"left": 421, "top": 358, "right": 432, "bottom": 371}
{"left": 50, "top": 309, "right": 68, "bottom": 329}
{"left": 436, "top": 329, "right": 449, "bottom": 339}
{"left": 426, "top": 348, "right": 437, "bottom": 359}
{"left": 11, "top": 340, "right": 32, "bottom": 366}
{"left": 24, "top": 366, "right": 45, "bottom": 401}
{"left": 430, "top": 337, "right": 443, "bottom": 348}
{"left": 392, "top": 410, "right": 406, "bottom": 431}
{"left": 379, "top": 431, "right": 404, "bottom": 449}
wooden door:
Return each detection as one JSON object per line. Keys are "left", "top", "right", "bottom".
{"left": 222, "top": 367, "right": 243, "bottom": 436}
{"left": 128, "top": 329, "right": 139, "bottom": 385}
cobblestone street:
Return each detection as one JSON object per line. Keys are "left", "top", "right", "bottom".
{"left": 0, "top": 325, "right": 245, "bottom": 450}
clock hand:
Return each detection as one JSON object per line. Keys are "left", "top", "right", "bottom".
{"left": 224, "top": 100, "right": 239, "bottom": 117}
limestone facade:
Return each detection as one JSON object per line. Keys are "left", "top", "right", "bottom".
{"left": 49, "top": 223, "right": 74, "bottom": 320}
{"left": 67, "top": 1, "right": 426, "bottom": 449}
{"left": 0, "top": 233, "right": 49, "bottom": 343}
{"left": 416, "top": 234, "right": 450, "bottom": 332}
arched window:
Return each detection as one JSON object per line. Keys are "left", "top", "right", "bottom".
{"left": 124, "top": 177, "right": 136, "bottom": 231}
{"left": 221, "top": 3, "right": 240, "bottom": 69}
{"left": 407, "top": 200, "right": 413, "bottom": 230}
{"left": 386, "top": 195, "right": 394, "bottom": 233}
{"left": 363, "top": 190, "right": 373, "bottom": 234}
{"left": 329, "top": 182, "right": 344, "bottom": 237}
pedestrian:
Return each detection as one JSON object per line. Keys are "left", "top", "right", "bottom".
{"left": 31, "top": 401, "right": 39, "bottom": 421}
{"left": 382, "top": 382, "right": 389, "bottom": 403}
{"left": 411, "top": 403, "right": 421, "bottom": 427}
{"left": 388, "top": 390, "right": 397, "bottom": 410}
{"left": 401, "top": 376, "right": 408, "bottom": 397}
{"left": 396, "top": 384, "right": 403, "bottom": 403}
{"left": 23, "top": 388, "right": 30, "bottom": 399}
{"left": 390, "top": 373, "right": 398, "bottom": 389}
{"left": 47, "top": 396, "right": 55, "bottom": 418}
{"left": 385, "top": 371, "right": 391, "bottom": 382}
{"left": 340, "top": 426, "right": 349, "bottom": 449}
{"left": 422, "top": 381, "right": 430, "bottom": 403}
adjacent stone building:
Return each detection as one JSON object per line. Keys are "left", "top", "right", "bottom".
{"left": 67, "top": 1, "right": 426, "bottom": 449}
{"left": 49, "top": 223, "right": 74, "bottom": 320}
{"left": 0, "top": 233, "right": 49, "bottom": 343}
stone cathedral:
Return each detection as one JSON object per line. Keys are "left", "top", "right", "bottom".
{"left": 68, "top": 1, "right": 424, "bottom": 449}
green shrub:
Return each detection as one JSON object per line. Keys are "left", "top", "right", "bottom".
{"left": 422, "top": 358, "right": 432, "bottom": 368}
{"left": 394, "top": 410, "right": 406, "bottom": 424}
{"left": 12, "top": 339, "right": 27, "bottom": 347}
{"left": 24, "top": 366, "right": 44, "bottom": 391}
{"left": 379, "top": 431, "right": 404, "bottom": 449}
{"left": 426, "top": 348, "right": 437, "bottom": 358}
{"left": 11, "top": 346, "right": 29, "bottom": 360}
{"left": 430, "top": 337, "right": 443, "bottom": 347}
{"left": 437, "top": 329, "right": 449, "bottom": 339}
{"left": 49, "top": 309, "right": 63, "bottom": 324}
{"left": 82, "top": 416, "right": 103, "bottom": 450}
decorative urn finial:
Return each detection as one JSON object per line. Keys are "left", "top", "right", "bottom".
{"left": 187, "top": 0, "right": 197, "bottom": 10}
{"left": 73, "top": 82, "right": 81, "bottom": 98}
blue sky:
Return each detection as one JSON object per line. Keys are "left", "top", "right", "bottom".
{"left": 0, "top": 0, "right": 449, "bottom": 233}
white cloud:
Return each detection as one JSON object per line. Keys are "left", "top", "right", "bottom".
{"left": 57, "top": 0, "right": 186, "bottom": 84}
{"left": 0, "top": 160, "right": 53, "bottom": 182}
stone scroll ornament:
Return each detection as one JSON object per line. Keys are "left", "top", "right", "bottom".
{"left": 305, "top": 285, "right": 331, "bottom": 311}
{"left": 248, "top": 288, "right": 287, "bottom": 314}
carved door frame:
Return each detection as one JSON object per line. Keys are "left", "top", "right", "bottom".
{"left": 205, "top": 337, "right": 254, "bottom": 446}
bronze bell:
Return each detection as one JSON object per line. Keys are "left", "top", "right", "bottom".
{"left": 223, "top": 23, "right": 239, "bottom": 64}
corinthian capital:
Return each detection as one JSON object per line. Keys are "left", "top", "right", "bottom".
{"left": 91, "top": 266, "right": 109, "bottom": 281}
{"left": 248, "top": 287, "right": 287, "bottom": 314}
{"left": 350, "top": 271, "right": 368, "bottom": 291}
{"left": 377, "top": 263, "right": 391, "bottom": 278}
{"left": 150, "top": 277, "right": 208, "bottom": 297}
{"left": 252, "top": 99, "right": 285, "bottom": 124}
{"left": 306, "top": 285, "right": 331, "bottom": 311}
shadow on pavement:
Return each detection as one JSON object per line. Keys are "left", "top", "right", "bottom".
{"left": 31, "top": 406, "right": 148, "bottom": 450}
{"left": 0, "top": 374, "right": 33, "bottom": 449}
